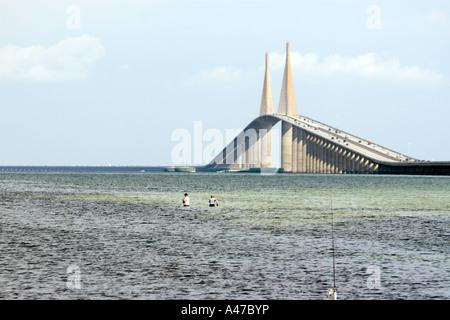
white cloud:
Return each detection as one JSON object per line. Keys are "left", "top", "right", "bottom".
{"left": 427, "top": 9, "right": 449, "bottom": 27}
{"left": 182, "top": 66, "right": 242, "bottom": 86}
{"left": 269, "top": 51, "right": 444, "bottom": 85}
{"left": 119, "top": 64, "right": 131, "bottom": 71}
{"left": 0, "top": 34, "right": 105, "bottom": 81}
{"left": 184, "top": 51, "right": 444, "bottom": 88}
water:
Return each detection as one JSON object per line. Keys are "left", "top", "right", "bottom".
{"left": 0, "top": 172, "right": 449, "bottom": 300}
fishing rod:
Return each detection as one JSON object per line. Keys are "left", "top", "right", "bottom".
{"left": 327, "top": 195, "right": 337, "bottom": 300}
{"left": 331, "top": 201, "right": 337, "bottom": 300}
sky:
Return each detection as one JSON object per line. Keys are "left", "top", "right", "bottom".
{"left": 0, "top": 0, "right": 449, "bottom": 166}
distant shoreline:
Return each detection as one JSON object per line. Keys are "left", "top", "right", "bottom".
{"left": 1, "top": 163, "right": 450, "bottom": 175}
{"left": 0, "top": 166, "right": 168, "bottom": 173}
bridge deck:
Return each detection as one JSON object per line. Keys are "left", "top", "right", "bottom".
{"left": 204, "top": 113, "right": 449, "bottom": 175}
{"left": 275, "top": 114, "right": 415, "bottom": 163}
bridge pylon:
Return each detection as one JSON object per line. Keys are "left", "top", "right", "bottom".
{"left": 256, "top": 53, "right": 275, "bottom": 168}
{"left": 278, "top": 42, "right": 299, "bottom": 172}
{"left": 277, "top": 42, "right": 298, "bottom": 118}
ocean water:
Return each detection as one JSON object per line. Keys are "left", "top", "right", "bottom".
{"left": 0, "top": 172, "right": 448, "bottom": 300}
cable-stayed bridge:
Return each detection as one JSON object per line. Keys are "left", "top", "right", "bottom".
{"left": 203, "top": 43, "right": 450, "bottom": 175}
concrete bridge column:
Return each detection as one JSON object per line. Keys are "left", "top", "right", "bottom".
{"left": 250, "top": 135, "right": 258, "bottom": 169}
{"left": 236, "top": 139, "right": 245, "bottom": 169}
{"left": 333, "top": 144, "right": 338, "bottom": 173}
{"left": 311, "top": 135, "right": 316, "bottom": 173}
{"left": 357, "top": 155, "right": 364, "bottom": 174}
{"left": 260, "top": 127, "right": 272, "bottom": 168}
{"left": 308, "top": 135, "right": 314, "bottom": 173}
{"left": 373, "top": 163, "right": 379, "bottom": 172}
{"left": 322, "top": 141, "right": 328, "bottom": 173}
{"left": 359, "top": 156, "right": 366, "bottom": 173}
{"left": 363, "top": 158, "right": 370, "bottom": 174}
{"left": 309, "top": 134, "right": 314, "bottom": 173}
{"left": 333, "top": 146, "right": 338, "bottom": 173}
{"left": 337, "top": 146, "right": 343, "bottom": 173}
{"left": 292, "top": 126, "right": 298, "bottom": 172}
{"left": 330, "top": 142, "right": 336, "bottom": 173}
{"left": 341, "top": 149, "right": 348, "bottom": 173}
{"left": 349, "top": 152, "right": 356, "bottom": 173}
{"left": 312, "top": 136, "right": 318, "bottom": 173}
{"left": 354, "top": 154, "right": 361, "bottom": 173}
{"left": 256, "top": 131, "right": 261, "bottom": 168}
{"left": 315, "top": 136, "right": 321, "bottom": 173}
{"left": 244, "top": 138, "right": 249, "bottom": 170}
{"left": 314, "top": 137, "right": 320, "bottom": 173}
{"left": 367, "top": 159, "right": 372, "bottom": 173}
{"left": 358, "top": 156, "right": 364, "bottom": 174}
{"left": 301, "top": 130, "right": 307, "bottom": 173}
{"left": 297, "top": 128, "right": 304, "bottom": 172}
{"left": 368, "top": 161, "right": 375, "bottom": 173}
{"left": 233, "top": 138, "right": 239, "bottom": 168}
{"left": 238, "top": 128, "right": 259, "bottom": 169}
{"left": 305, "top": 133, "right": 311, "bottom": 173}
{"left": 345, "top": 149, "right": 351, "bottom": 173}
{"left": 342, "top": 150, "right": 348, "bottom": 173}
{"left": 321, "top": 139, "right": 328, "bottom": 173}
{"left": 317, "top": 138, "right": 322, "bottom": 173}
{"left": 326, "top": 141, "right": 331, "bottom": 173}
{"left": 326, "top": 143, "right": 332, "bottom": 173}
{"left": 346, "top": 152, "right": 352, "bottom": 173}
{"left": 226, "top": 137, "right": 238, "bottom": 167}
{"left": 360, "top": 156, "right": 366, "bottom": 173}
{"left": 318, "top": 138, "right": 324, "bottom": 173}
{"left": 245, "top": 138, "right": 250, "bottom": 169}
{"left": 329, "top": 143, "right": 336, "bottom": 173}
{"left": 282, "top": 121, "right": 293, "bottom": 172}
{"left": 313, "top": 136, "right": 319, "bottom": 173}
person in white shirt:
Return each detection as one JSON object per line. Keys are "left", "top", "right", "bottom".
{"left": 209, "top": 195, "right": 219, "bottom": 207}
{"left": 183, "top": 193, "right": 190, "bottom": 207}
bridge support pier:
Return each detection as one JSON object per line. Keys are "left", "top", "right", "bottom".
{"left": 279, "top": 121, "right": 377, "bottom": 174}
{"left": 260, "top": 127, "right": 272, "bottom": 168}
{"left": 281, "top": 121, "right": 293, "bottom": 172}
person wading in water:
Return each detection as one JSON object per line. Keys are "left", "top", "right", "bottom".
{"left": 209, "top": 195, "right": 219, "bottom": 207}
{"left": 183, "top": 193, "right": 190, "bottom": 207}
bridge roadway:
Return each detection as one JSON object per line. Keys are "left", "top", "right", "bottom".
{"left": 276, "top": 113, "right": 414, "bottom": 163}
{"left": 204, "top": 113, "right": 420, "bottom": 173}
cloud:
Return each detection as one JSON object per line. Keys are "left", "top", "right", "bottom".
{"left": 181, "top": 66, "right": 242, "bottom": 86}
{"left": 118, "top": 64, "right": 131, "bottom": 72}
{"left": 427, "top": 9, "right": 449, "bottom": 27}
{"left": 0, "top": 34, "right": 105, "bottom": 82}
{"left": 184, "top": 51, "right": 444, "bottom": 88}
{"left": 269, "top": 51, "right": 444, "bottom": 85}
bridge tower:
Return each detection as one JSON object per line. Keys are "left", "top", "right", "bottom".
{"left": 278, "top": 42, "right": 298, "bottom": 117}
{"left": 235, "top": 52, "right": 275, "bottom": 170}
{"left": 260, "top": 53, "right": 275, "bottom": 116}
{"left": 257, "top": 53, "right": 275, "bottom": 168}
{"left": 278, "top": 42, "right": 300, "bottom": 172}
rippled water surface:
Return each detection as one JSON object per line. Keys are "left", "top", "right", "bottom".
{"left": 1, "top": 172, "right": 449, "bottom": 299}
